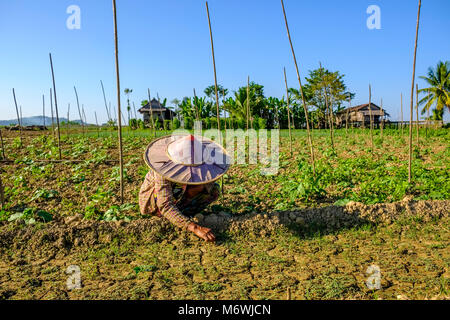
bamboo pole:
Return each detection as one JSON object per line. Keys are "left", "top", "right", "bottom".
{"left": 222, "top": 89, "right": 227, "bottom": 130}
{"left": 157, "top": 94, "right": 167, "bottom": 134}
{"left": 0, "top": 173, "right": 4, "bottom": 210}
{"left": 426, "top": 90, "right": 430, "bottom": 139}
{"left": 133, "top": 102, "right": 137, "bottom": 120}
{"left": 49, "top": 53, "right": 62, "bottom": 160}
{"left": 205, "top": 1, "right": 221, "bottom": 136}
{"left": 283, "top": 67, "right": 293, "bottom": 157}
{"left": 67, "top": 103, "right": 71, "bottom": 137}
{"left": 368, "top": 84, "right": 374, "bottom": 154}
{"left": 112, "top": 103, "right": 117, "bottom": 125}
{"left": 121, "top": 110, "right": 126, "bottom": 127}
{"left": 50, "top": 88, "right": 55, "bottom": 138}
{"left": 95, "top": 111, "right": 100, "bottom": 137}
{"left": 346, "top": 95, "right": 351, "bottom": 134}
{"left": 42, "top": 94, "right": 46, "bottom": 128}
{"left": 112, "top": 0, "right": 124, "bottom": 203}
{"left": 408, "top": 0, "right": 421, "bottom": 184}
{"left": 82, "top": 105, "right": 87, "bottom": 131}
{"left": 400, "top": 93, "right": 404, "bottom": 136}
{"left": 320, "top": 62, "right": 335, "bottom": 152}
{"left": 74, "top": 86, "right": 85, "bottom": 135}
{"left": 20, "top": 106, "right": 23, "bottom": 129}
{"left": 100, "top": 80, "right": 112, "bottom": 122}
{"left": 280, "top": 0, "right": 315, "bottom": 175}
{"left": 193, "top": 88, "right": 200, "bottom": 121}
{"left": 415, "top": 84, "right": 419, "bottom": 145}
{"left": 0, "top": 129, "right": 5, "bottom": 159}
{"left": 147, "top": 89, "right": 156, "bottom": 138}
{"left": 246, "top": 76, "right": 250, "bottom": 130}
{"left": 206, "top": 1, "right": 224, "bottom": 201}
{"left": 12, "top": 88, "right": 23, "bottom": 144}
{"left": 380, "top": 98, "right": 384, "bottom": 140}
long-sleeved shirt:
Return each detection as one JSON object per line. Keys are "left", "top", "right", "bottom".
{"left": 138, "top": 170, "right": 216, "bottom": 229}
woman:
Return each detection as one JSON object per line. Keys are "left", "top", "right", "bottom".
{"left": 139, "top": 134, "right": 230, "bottom": 242}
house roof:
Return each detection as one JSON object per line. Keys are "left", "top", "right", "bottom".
{"left": 337, "top": 103, "right": 390, "bottom": 116}
{"left": 138, "top": 98, "right": 175, "bottom": 114}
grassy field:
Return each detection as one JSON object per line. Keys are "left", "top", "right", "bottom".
{"left": 0, "top": 128, "right": 448, "bottom": 299}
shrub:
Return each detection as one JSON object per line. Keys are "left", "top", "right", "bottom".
{"left": 237, "top": 118, "right": 245, "bottom": 129}
{"left": 258, "top": 118, "right": 267, "bottom": 129}
{"left": 184, "top": 117, "right": 193, "bottom": 130}
{"left": 163, "top": 120, "right": 171, "bottom": 130}
{"left": 172, "top": 118, "right": 181, "bottom": 129}
{"left": 210, "top": 117, "right": 218, "bottom": 129}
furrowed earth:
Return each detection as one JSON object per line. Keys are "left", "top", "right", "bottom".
{"left": 0, "top": 128, "right": 448, "bottom": 300}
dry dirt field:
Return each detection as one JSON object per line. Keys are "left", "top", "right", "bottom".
{"left": 0, "top": 128, "right": 448, "bottom": 299}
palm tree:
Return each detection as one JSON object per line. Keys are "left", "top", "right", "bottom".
{"left": 124, "top": 88, "right": 133, "bottom": 124}
{"left": 418, "top": 61, "right": 450, "bottom": 116}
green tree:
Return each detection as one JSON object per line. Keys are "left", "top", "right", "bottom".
{"left": 418, "top": 61, "right": 450, "bottom": 116}
{"left": 204, "top": 85, "right": 228, "bottom": 100}
{"left": 301, "top": 67, "right": 353, "bottom": 128}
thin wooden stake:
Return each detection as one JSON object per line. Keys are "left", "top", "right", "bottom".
{"left": 0, "top": 173, "right": 4, "bottom": 210}
{"left": 42, "top": 94, "right": 46, "bottom": 128}
{"left": 112, "top": 102, "right": 117, "bottom": 125}
{"left": 82, "top": 105, "right": 88, "bottom": 131}
{"left": 74, "top": 86, "right": 85, "bottom": 135}
{"left": 222, "top": 89, "right": 227, "bottom": 130}
{"left": 50, "top": 88, "right": 55, "bottom": 138}
{"left": 283, "top": 67, "right": 293, "bottom": 157}
{"left": 415, "top": 84, "right": 419, "bottom": 145}
{"left": 67, "top": 103, "right": 71, "bottom": 136}
{"left": 193, "top": 88, "right": 200, "bottom": 121}
{"left": 368, "top": 84, "right": 374, "bottom": 154}
{"left": 400, "top": 93, "right": 404, "bottom": 136}
{"left": 408, "top": 0, "right": 421, "bottom": 184}
{"left": 426, "top": 89, "right": 430, "bottom": 139}
{"left": 112, "top": 0, "right": 124, "bottom": 203}
{"left": 0, "top": 129, "right": 5, "bottom": 159}
{"left": 157, "top": 95, "right": 167, "bottom": 134}
{"left": 346, "top": 95, "right": 351, "bottom": 134}
{"left": 133, "top": 102, "right": 137, "bottom": 120}
{"left": 100, "top": 80, "right": 112, "bottom": 122}
{"left": 205, "top": 1, "right": 221, "bottom": 136}
{"left": 247, "top": 76, "right": 250, "bottom": 130}
{"left": 147, "top": 89, "right": 156, "bottom": 137}
{"left": 49, "top": 53, "right": 62, "bottom": 160}
{"left": 281, "top": 0, "right": 316, "bottom": 175}
{"left": 12, "top": 88, "right": 23, "bottom": 144}
{"left": 20, "top": 106, "right": 23, "bottom": 128}
{"left": 380, "top": 98, "right": 384, "bottom": 140}
{"left": 320, "top": 62, "right": 335, "bottom": 152}
{"left": 206, "top": 1, "right": 224, "bottom": 203}
{"left": 95, "top": 111, "right": 100, "bottom": 137}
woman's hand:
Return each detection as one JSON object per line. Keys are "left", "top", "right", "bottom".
{"left": 187, "top": 222, "right": 216, "bottom": 242}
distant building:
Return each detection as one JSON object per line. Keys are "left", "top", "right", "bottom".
{"left": 335, "top": 103, "right": 389, "bottom": 127}
{"left": 138, "top": 98, "right": 176, "bottom": 125}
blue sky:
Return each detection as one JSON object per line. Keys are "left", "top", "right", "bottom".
{"left": 0, "top": 0, "right": 449, "bottom": 124}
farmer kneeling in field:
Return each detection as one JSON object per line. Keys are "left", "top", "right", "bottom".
{"left": 139, "top": 134, "right": 230, "bottom": 242}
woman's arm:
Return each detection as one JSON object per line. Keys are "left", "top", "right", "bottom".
{"left": 154, "top": 173, "right": 190, "bottom": 229}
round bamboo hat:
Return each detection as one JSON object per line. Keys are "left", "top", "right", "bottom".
{"left": 143, "top": 134, "right": 231, "bottom": 185}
